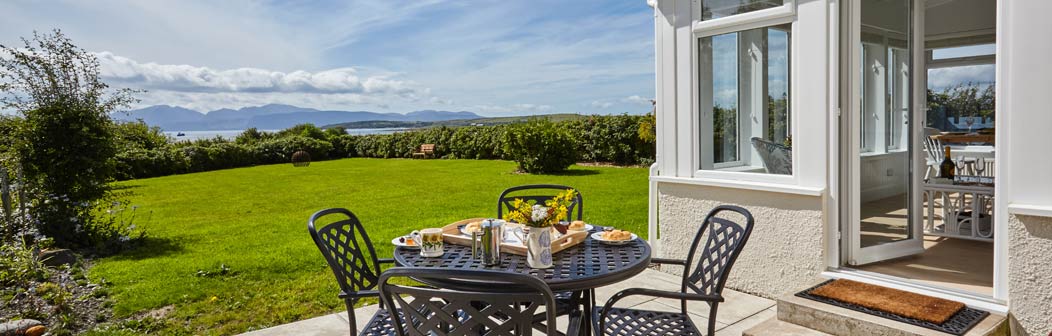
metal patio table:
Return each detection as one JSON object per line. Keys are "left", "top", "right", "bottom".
{"left": 393, "top": 229, "right": 652, "bottom": 336}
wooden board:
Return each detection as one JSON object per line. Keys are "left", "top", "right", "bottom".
{"left": 440, "top": 218, "right": 588, "bottom": 256}
{"left": 930, "top": 133, "right": 994, "bottom": 144}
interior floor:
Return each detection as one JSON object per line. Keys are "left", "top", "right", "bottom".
{"left": 856, "top": 195, "right": 994, "bottom": 296}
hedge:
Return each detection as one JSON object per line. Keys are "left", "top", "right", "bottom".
{"left": 111, "top": 114, "right": 655, "bottom": 180}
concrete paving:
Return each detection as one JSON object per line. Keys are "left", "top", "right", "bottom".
{"left": 239, "top": 269, "right": 775, "bottom": 336}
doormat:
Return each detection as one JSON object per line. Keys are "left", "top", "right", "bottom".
{"left": 796, "top": 280, "right": 989, "bottom": 335}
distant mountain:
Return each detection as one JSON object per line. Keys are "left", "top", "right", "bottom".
{"left": 112, "top": 104, "right": 482, "bottom": 131}
{"left": 405, "top": 110, "right": 481, "bottom": 121}
{"left": 111, "top": 105, "right": 206, "bottom": 130}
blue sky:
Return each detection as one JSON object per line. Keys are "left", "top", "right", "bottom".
{"left": 0, "top": 1, "right": 656, "bottom": 116}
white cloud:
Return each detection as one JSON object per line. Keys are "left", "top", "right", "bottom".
{"left": 472, "top": 103, "right": 553, "bottom": 115}
{"left": 590, "top": 100, "right": 614, "bottom": 109}
{"left": 928, "top": 65, "right": 995, "bottom": 91}
{"left": 97, "top": 52, "right": 422, "bottom": 96}
{"left": 622, "top": 95, "right": 653, "bottom": 105}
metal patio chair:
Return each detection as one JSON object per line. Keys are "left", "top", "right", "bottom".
{"left": 593, "top": 205, "right": 755, "bottom": 336}
{"left": 376, "top": 267, "right": 560, "bottom": 336}
{"left": 497, "top": 184, "right": 586, "bottom": 331}
{"left": 750, "top": 137, "right": 792, "bottom": 175}
{"left": 308, "top": 208, "right": 396, "bottom": 335}
{"left": 497, "top": 184, "right": 583, "bottom": 221}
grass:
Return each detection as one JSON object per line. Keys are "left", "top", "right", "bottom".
{"left": 90, "top": 158, "right": 648, "bottom": 335}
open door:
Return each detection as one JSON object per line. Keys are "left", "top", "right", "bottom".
{"left": 844, "top": 0, "right": 926, "bottom": 266}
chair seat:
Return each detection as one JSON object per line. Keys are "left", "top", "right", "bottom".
{"left": 359, "top": 308, "right": 399, "bottom": 336}
{"left": 591, "top": 306, "right": 703, "bottom": 336}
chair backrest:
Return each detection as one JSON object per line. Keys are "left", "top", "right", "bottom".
{"left": 379, "top": 268, "right": 559, "bottom": 336}
{"left": 750, "top": 137, "right": 792, "bottom": 175}
{"left": 497, "top": 184, "right": 583, "bottom": 221}
{"left": 923, "top": 136, "right": 944, "bottom": 163}
{"left": 308, "top": 208, "right": 383, "bottom": 300}
{"left": 681, "top": 205, "right": 755, "bottom": 297}
{"left": 421, "top": 144, "right": 435, "bottom": 152}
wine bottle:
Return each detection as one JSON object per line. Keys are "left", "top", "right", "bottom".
{"left": 939, "top": 146, "right": 955, "bottom": 180}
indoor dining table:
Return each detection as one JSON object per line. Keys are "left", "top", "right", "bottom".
{"left": 393, "top": 227, "right": 652, "bottom": 336}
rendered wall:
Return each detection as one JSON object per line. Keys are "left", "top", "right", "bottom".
{"left": 1007, "top": 214, "right": 1052, "bottom": 335}
{"left": 656, "top": 182, "right": 825, "bottom": 298}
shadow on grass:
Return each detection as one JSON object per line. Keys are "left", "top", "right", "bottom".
{"left": 105, "top": 237, "right": 187, "bottom": 261}
{"left": 542, "top": 169, "right": 601, "bottom": 176}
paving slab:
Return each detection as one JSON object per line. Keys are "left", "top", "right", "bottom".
{"left": 238, "top": 269, "right": 772, "bottom": 336}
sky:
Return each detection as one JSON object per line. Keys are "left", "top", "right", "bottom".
{"left": 0, "top": 0, "right": 657, "bottom": 116}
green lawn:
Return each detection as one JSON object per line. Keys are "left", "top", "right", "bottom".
{"left": 90, "top": 158, "right": 648, "bottom": 335}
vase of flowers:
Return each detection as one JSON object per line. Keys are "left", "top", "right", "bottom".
{"left": 504, "top": 189, "right": 577, "bottom": 269}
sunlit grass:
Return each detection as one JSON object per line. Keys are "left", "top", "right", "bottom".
{"left": 90, "top": 158, "right": 648, "bottom": 335}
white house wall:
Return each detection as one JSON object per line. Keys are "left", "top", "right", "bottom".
{"left": 652, "top": 0, "right": 831, "bottom": 299}
{"left": 658, "top": 183, "right": 825, "bottom": 298}
{"left": 999, "top": 1, "right": 1052, "bottom": 334}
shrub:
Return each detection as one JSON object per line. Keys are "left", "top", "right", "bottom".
{"left": 276, "top": 123, "right": 327, "bottom": 141}
{"left": 113, "top": 147, "right": 189, "bottom": 180}
{"left": 179, "top": 143, "right": 255, "bottom": 172}
{"left": 503, "top": 119, "right": 577, "bottom": 173}
{"left": 0, "top": 30, "right": 137, "bottom": 248}
{"left": 565, "top": 114, "right": 655, "bottom": 165}
{"left": 112, "top": 121, "right": 169, "bottom": 151}
{"left": 234, "top": 128, "right": 273, "bottom": 145}
{"left": 254, "top": 136, "right": 333, "bottom": 164}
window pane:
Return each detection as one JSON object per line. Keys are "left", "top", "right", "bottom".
{"left": 701, "top": 0, "right": 785, "bottom": 21}
{"left": 712, "top": 33, "right": 739, "bottom": 164}
{"left": 699, "top": 24, "right": 792, "bottom": 175}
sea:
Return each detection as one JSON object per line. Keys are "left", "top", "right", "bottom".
{"left": 163, "top": 128, "right": 411, "bottom": 142}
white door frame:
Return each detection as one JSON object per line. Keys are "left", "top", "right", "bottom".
{"left": 843, "top": 0, "right": 925, "bottom": 266}
{"left": 825, "top": 0, "right": 1009, "bottom": 311}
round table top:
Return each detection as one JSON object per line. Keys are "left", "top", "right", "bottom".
{"left": 394, "top": 233, "right": 652, "bottom": 292}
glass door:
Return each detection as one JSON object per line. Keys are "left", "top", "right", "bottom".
{"left": 844, "top": 0, "right": 925, "bottom": 265}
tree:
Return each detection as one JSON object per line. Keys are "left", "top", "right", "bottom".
{"left": 0, "top": 30, "right": 138, "bottom": 246}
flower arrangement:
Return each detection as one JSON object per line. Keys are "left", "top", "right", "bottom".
{"left": 504, "top": 189, "right": 577, "bottom": 228}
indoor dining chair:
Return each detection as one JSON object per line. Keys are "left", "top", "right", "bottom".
{"left": 593, "top": 205, "right": 755, "bottom": 336}
{"left": 308, "top": 208, "right": 397, "bottom": 335}
{"left": 376, "top": 267, "right": 560, "bottom": 336}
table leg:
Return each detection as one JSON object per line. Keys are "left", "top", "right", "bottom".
{"left": 580, "top": 289, "right": 594, "bottom": 336}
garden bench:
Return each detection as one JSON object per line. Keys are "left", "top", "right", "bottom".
{"left": 412, "top": 144, "right": 435, "bottom": 159}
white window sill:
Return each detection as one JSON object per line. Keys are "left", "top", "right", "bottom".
{"left": 1007, "top": 203, "right": 1052, "bottom": 218}
{"left": 650, "top": 175, "right": 825, "bottom": 196}
{"left": 711, "top": 165, "right": 767, "bottom": 173}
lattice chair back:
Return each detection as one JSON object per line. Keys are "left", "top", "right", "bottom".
{"left": 750, "top": 137, "right": 792, "bottom": 175}
{"left": 682, "top": 205, "right": 755, "bottom": 297}
{"left": 379, "top": 268, "right": 559, "bottom": 336}
{"left": 308, "top": 208, "right": 384, "bottom": 301}
{"left": 497, "top": 184, "right": 582, "bottom": 221}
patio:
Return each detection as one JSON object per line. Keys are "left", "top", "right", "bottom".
{"left": 240, "top": 269, "right": 776, "bottom": 336}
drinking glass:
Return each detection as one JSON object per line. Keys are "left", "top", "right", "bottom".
{"left": 419, "top": 228, "right": 444, "bottom": 257}
{"left": 974, "top": 157, "right": 986, "bottom": 177}
{"left": 955, "top": 155, "right": 968, "bottom": 175}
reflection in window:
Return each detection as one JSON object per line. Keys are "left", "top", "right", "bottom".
{"left": 699, "top": 24, "right": 792, "bottom": 175}
{"left": 701, "top": 0, "right": 785, "bottom": 21}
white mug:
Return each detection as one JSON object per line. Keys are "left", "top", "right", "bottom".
{"left": 418, "top": 228, "right": 444, "bottom": 257}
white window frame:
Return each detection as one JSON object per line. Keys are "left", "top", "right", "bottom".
{"left": 691, "top": 0, "right": 798, "bottom": 184}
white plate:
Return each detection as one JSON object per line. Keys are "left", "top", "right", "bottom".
{"left": 590, "top": 232, "right": 637, "bottom": 245}
{"left": 391, "top": 236, "right": 420, "bottom": 249}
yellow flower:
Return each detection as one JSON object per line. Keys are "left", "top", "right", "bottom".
{"left": 210, "top": 296, "right": 218, "bottom": 303}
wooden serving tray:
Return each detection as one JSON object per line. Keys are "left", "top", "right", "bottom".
{"left": 441, "top": 218, "right": 588, "bottom": 256}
